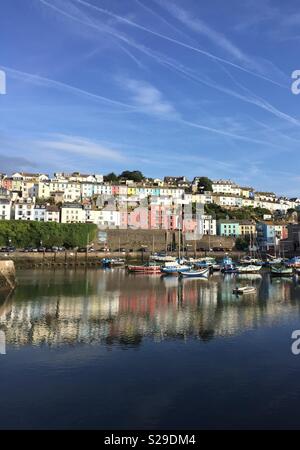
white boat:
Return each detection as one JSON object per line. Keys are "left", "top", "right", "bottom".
{"left": 150, "top": 254, "right": 176, "bottom": 262}
{"left": 161, "top": 261, "right": 191, "bottom": 275}
{"left": 179, "top": 267, "right": 210, "bottom": 278}
{"left": 239, "top": 256, "right": 263, "bottom": 265}
{"left": 236, "top": 265, "right": 262, "bottom": 274}
{"left": 232, "top": 286, "right": 257, "bottom": 295}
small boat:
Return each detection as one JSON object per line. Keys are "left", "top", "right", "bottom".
{"left": 179, "top": 267, "right": 210, "bottom": 278}
{"left": 150, "top": 253, "right": 176, "bottom": 263}
{"left": 270, "top": 266, "right": 294, "bottom": 277}
{"left": 127, "top": 263, "right": 161, "bottom": 274}
{"left": 110, "top": 258, "right": 126, "bottom": 266}
{"left": 239, "top": 256, "right": 263, "bottom": 266}
{"left": 286, "top": 256, "right": 300, "bottom": 268}
{"left": 161, "top": 261, "right": 190, "bottom": 275}
{"left": 236, "top": 265, "right": 262, "bottom": 274}
{"left": 101, "top": 257, "right": 125, "bottom": 268}
{"left": 101, "top": 257, "right": 112, "bottom": 268}
{"left": 221, "top": 255, "right": 237, "bottom": 273}
{"left": 233, "top": 286, "right": 257, "bottom": 295}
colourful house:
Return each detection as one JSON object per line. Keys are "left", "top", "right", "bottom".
{"left": 217, "top": 220, "right": 240, "bottom": 237}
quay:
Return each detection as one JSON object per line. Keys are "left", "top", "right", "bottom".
{"left": 0, "top": 250, "right": 246, "bottom": 269}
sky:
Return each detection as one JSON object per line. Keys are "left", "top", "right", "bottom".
{"left": 1, "top": 0, "right": 300, "bottom": 196}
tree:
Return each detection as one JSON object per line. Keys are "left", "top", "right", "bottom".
{"left": 104, "top": 172, "right": 118, "bottom": 183}
{"left": 235, "top": 236, "right": 250, "bottom": 251}
{"left": 197, "top": 177, "right": 213, "bottom": 193}
{"left": 119, "top": 170, "right": 144, "bottom": 182}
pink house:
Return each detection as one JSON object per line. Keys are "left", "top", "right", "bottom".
{"left": 128, "top": 206, "right": 149, "bottom": 229}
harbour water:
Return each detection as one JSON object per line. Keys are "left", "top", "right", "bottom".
{"left": 1, "top": 268, "right": 300, "bottom": 429}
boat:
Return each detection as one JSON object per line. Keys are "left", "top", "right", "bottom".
{"left": 194, "top": 257, "right": 216, "bottom": 268}
{"left": 179, "top": 267, "right": 210, "bottom": 278}
{"left": 150, "top": 253, "right": 176, "bottom": 263}
{"left": 161, "top": 261, "right": 191, "bottom": 275}
{"left": 232, "top": 286, "right": 257, "bottom": 295}
{"left": 286, "top": 256, "right": 300, "bottom": 269}
{"left": 101, "top": 257, "right": 125, "bottom": 268}
{"left": 239, "top": 256, "right": 263, "bottom": 266}
{"left": 270, "top": 266, "right": 294, "bottom": 277}
{"left": 236, "top": 265, "right": 262, "bottom": 274}
{"left": 127, "top": 263, "right": 161, "bottom": 274}
{"left": 221, "top": 255, "right": 237, "bottom": 273}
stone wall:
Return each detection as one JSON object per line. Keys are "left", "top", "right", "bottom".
{"left": 0, "top": 261, "right": 16, "bottom": 292}
{"left": 105, "top": 229, "right": 235, "bottom": 252}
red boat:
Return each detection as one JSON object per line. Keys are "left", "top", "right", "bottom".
{"left": 127, "top": 264, "right": 161, "bottom": 274}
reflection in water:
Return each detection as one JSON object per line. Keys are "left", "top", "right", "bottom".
{"left": 1, "top": 269, "right": 300, "bottom": 348}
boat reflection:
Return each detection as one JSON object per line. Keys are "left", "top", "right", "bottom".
{"left": 1, "top": 269, "right": 300, "bottom": 348}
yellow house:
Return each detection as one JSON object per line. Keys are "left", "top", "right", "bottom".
{"left": 239, "top": 221, "right": 257, "bottom": 236}
{"left": 127, "top": 187, "right": 136, "bottom": 196}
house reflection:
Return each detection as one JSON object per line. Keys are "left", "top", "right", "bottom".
{"left": 1, "top": 269, "right": 300, "bottom": 348}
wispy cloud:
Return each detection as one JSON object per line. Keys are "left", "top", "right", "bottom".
{"left": 121, "top": 78, "right": 178, "bottom": 117}
{"left": 0, "top": 155, "right": 38, "bottom": 173}
{"left": 34, "top": 134, "right": 126, "bottom": 161}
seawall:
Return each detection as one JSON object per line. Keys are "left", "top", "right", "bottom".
{"left": 0, "top": 261, "right": 16, "bottom": 292}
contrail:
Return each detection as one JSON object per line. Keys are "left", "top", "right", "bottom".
{"left": 0, "top": 65, "right": 136, "bottom": 109}
{"left": 73, "top": 0, "right": 287, "bottom": 88}
{"left": 38, "top": 0, "right": 294, "bottom": 126}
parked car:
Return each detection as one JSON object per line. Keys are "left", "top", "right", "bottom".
{"left": 4, "top": 246, "right": 16, "bottom": 253}
{"left": 99, "top": 247, "right": 110, "bottom": 252}
{"left": 38, "top": 247, "right": 46, "bottom": 253}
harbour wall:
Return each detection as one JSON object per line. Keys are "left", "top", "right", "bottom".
{"left": 0, "top": 261, "right": 16, "bottom": 292}
{"left": 104, "top": 229, "right": 235, "bottom": 252}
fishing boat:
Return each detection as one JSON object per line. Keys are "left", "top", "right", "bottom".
{"left": 232, "top": 286, "right": 257, "bottom": 295}
{"left": 161, "top": 261, "right": 191, "bottom": 275}
{"left": 236, "top": 265, "right": 262, "bottom": 274}
{"left": 127, "top": 263, "right": 161, "bottom": 274}
{"left": 179, "top": 267, "right": 210, "bottom": 278}
{"left": 270, "top": 266, "right": 294, "bottom": 277}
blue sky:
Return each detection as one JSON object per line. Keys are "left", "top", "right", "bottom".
{"left": 1, "top": 0, "right": 300, "bottom": 195}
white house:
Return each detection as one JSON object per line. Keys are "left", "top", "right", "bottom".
{"left": 0, "top": 199, "right": 11, "bottom": 220}
{"left": 61, "top": 204, "right": 85, "bottom": 223}
{"left": 14, "top": 198, "right": 35, "bottom": 221}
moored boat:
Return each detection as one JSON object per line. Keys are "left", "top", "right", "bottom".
{"left": 127, "top": 263, "right": 161, "bottom": 274}
{"left": 270, "top": 266, "right": 294, "bottom": 277}
{"left": 101, "top": 257, "right": 125, "bottom": 268}
{"left": 286, "top": 256, "right": 300, "bottom": 269}
{"left": 161, "top": 261, "right": 190, "bottom": 275}
{"left": 236, "top": 265, "right": 262, "bottom": 274}
{"left": 150, "top": 253, "right": 176, "bottom": 263}
{"left": 179, "top": 267, "right": 210, "bottom": 278}
{"left": 239, "top": 256, "right": 263, "bottom": 266}
{"left": 232, "top": 286, "right": 257, "bottom": 295}
{"left": 221, "top": 255, "right": 237, "bottom": 273}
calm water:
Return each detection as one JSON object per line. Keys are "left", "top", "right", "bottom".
{"left": 1, "top": 268, "right": 300, "bottom": 429}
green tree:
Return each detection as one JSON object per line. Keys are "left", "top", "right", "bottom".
{"left": 104, "top": 172, "right": 118, "bottom": 182}
{"left": 119, "top": 170, "right": 145, "bottom": 182}
{"left": 197, "top": 177, "right": 213, "bottom": 192}
{"left": 0, "top": 221, "right": 97, "bottom": 248}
